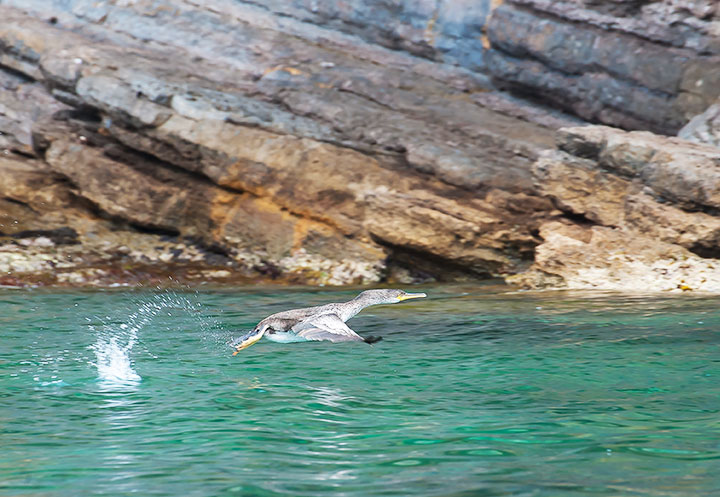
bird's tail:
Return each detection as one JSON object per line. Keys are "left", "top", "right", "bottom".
{"left": 364, "top": 335, "right": 383, "bottom": 345}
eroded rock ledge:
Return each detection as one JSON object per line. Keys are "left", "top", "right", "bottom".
{"left": 0, "top": 2, "right": 570, "bottom": 287}
{"left": 512, "top": 126, "right": 720, "bottom": 293}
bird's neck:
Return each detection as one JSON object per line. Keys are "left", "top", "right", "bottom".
{"left": 343, "top": 295, "right": 376, "bottom": 320}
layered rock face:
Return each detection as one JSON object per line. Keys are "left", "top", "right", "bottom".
{"left": 3, "top": 0, "right": 720, "bottom": 291}
{"left": 217, "top": 0, "right": 496, "bottom": 71}
{"left": 486, "top": 0, "right": 720, "bottom": 134}
{"left": 512, "top": 126, "right": 720, "bottom": 292}
{"left": 481, "top": 0, "right": 720, "bottom": 293}
{"left": 0, "top": 1, "right": 569, "bottom": 286}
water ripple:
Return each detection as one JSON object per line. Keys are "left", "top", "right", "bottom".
{"left": 1, "top": 286, "right": 720, "bottom": 496}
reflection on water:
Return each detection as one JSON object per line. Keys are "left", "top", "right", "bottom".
{"left": 1, "top": 285, "right": 720, "bottom": 497}
{"left": 311, "top": 386, "right": 353, "bottom": 409}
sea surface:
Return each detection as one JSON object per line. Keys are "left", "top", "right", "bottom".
{"left": 1, "top": 284, "right": 719, "bottom": 497}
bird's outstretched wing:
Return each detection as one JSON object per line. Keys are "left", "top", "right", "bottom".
{"left": 293, "top": 314, "right": 365, "bottom": 343}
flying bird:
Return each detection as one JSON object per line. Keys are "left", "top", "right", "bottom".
{"left": 229, "top": 289, "right": 426, "bottom": 354}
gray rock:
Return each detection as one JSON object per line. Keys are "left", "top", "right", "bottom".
{"left": 679, "top": 101, "right": 720, "bottom": 148}
{"left": 486, "top": 0, "right": 720, "bottom": 133}
{"left": 5, "top": 0, "right": 719, "bottom": 289}
{"left": 0, "top": 1, "right": 572, "bottom": 285}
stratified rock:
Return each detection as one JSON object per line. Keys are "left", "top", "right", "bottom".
{"left": 514, "top": 125, "right": 720, "bottom": 292}
{"left": 0, "top": 70, "right": 69, "bottom": 155}
{"left": 556, "top": 126, "right": 720, "bottom": 212}
{"left": 4, "top": 0, "right": 720, "bottom": 289}
{"left": 486, "top": 0, "right": 720, "bottom": 133}
{"left": 0, "top": 153, "right": 83, "bottom": 235}
{"left": 34, "top": 115, "right": 389, "bottom": 284}
{"left": 0, "top": 3, "right": 566, "bottom": 286}
{"left": 195, "top": 0, "right": 495, "bottom": 71}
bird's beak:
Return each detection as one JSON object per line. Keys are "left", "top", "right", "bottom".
{"left": 397, "top": 292, "right": 427, "bottom": 302}
{"left": 230, "top": 329, "right": 265, "bottom": 355}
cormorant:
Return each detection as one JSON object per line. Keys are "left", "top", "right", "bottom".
{"left": 229, "top": 289, "right": 426, "bottom": 354}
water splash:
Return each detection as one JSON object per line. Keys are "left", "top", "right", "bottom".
{"left": 91, "top": 319, "right": 143, "bottom": 388}
{"left": 93, "top": 335, "right": 142, "bottom": 387}
{"left": 89, "top": 291, "right": 212, "bottom": 389}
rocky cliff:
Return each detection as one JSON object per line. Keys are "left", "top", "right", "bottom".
{"left": 1, "top": 0, "right": 719, "bottom": 290}
{"left": 0, "top": 0, "right": 571, "bottom": 287}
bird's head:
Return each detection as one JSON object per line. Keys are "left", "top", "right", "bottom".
{"left": 355, "top": 289, "right": 427, "bottom": 305}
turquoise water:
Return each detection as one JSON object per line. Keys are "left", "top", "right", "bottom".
{"left": 1, "top": 285, "right": 720, "bottom": 497}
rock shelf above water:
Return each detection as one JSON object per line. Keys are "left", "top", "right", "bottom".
{"left": 0, "top": 1, "right": 568, "bottom": 287}
{"left": 512, "top": 126, "right": 720, "bottom": 293}
{"left": 1, "top": 0, "right": 720, "bottom": 291}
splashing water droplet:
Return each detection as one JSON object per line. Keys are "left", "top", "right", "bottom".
{"left": 88, "top": 290, "right": 217, "bottom": 388}
{"left": 92, "top": 336, "right": 142, "bottom": 387}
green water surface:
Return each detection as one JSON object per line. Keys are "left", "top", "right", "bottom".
{"left": 1, "top": 284, "right": 719, "bottom": 496}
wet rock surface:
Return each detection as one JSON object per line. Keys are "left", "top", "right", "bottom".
{"left": 514, "top": 126, "right": 720, "bottom": 293}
